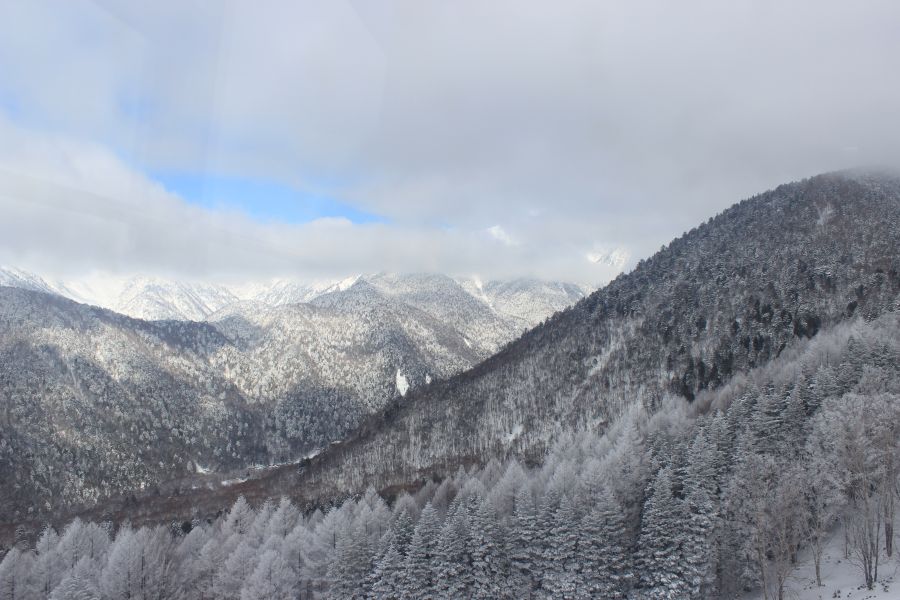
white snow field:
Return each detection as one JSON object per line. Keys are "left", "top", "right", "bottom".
{"left": 745, "top": 528, "right": 900, "bottom": 600}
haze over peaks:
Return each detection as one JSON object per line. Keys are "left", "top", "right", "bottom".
{"left": 0, "top": 267, "right": 589, "bottom": 325}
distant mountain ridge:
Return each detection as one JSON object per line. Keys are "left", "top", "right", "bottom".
{"left": 0, "top": 270, "right": 587, "bottom": 520}
{"left": 0, "top": 267, "right": 588, "bottom": 328}
{"left": 5, "top": 171, "right": 899, "bottom": 600}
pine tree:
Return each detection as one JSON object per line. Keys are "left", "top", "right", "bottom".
{"left": 635, "top": 466, "right": 685, "bottom": 599}
{"left": 302, "top": 505, "right": 346, "bottom": 595}
{"left": 467, "top": 494, "right": 506, "bottom": 599}
{"left": 751, "top": 390, "right": 787, "bottom": 454}
{"left": 30, "top": 525, "right": 60, "bottom": 598}
{"left": 706, "top": 412, "right": 732, "bottom": 490}
{"left": 48, "top": 556, "right": 100, "bottom": 600}
{"left": 240, "top": 549, "right": 297, "bottom": 600}
{"left": 267, "top": 497, "right": 301, "bottom": 539}
{"left": 223, "top": 496, "right": 254, "bottom": 538}
{"left": 358, "top": 488, "right": 392, "bottom": 550}
{"left": 579, "top": 487, "right": 629, "bottom": 599}
{"left": 392, "top": 507, "right": 416, "bottom": 558}
{"left": 100, "top": 527, "right": 174, "bottom": 600}
{"left": 247, "top": 500, "right": 275, "bottom": 548}
{"left": 680, "top": 485, "right": 716, "bottom": 599}
{"left": 508, "top": 485, "right": 538, "bottom": 598}
{"left": 534, "top": 486, "right": 560, "bottom": 592}
{"left": 487, "top": 459, "right": 527, "bottom": 517}
{"left": 782, "top": 383, "right": 809, "bottom": 456}
{"left": 193, "top": 537, "right": 224, "bottom": 600}
{"left": 604, "top": 417, "right": 648, "bottom": 531}
{"left": 0, "top": 547, "right": 34, "bottom": 600}
{"left": 402, "top": 503, "right": 441, "bottom": 598}
{"left": 680, "top": 424, "right": 722, "bottom": 598}
{"left": 541, "top": 494, "right": 581, "bottom": 599}
{"left": 721, "top": 434, "right": 774, "bottom": 596}
{"left": 368, "top": 535, "right": 405, "bottom": 600}
{"left": 213, "top": 540, "right": 258, "bottom": 600}
{"left": 328, "top": 522, "right": 370, "bottom": 599}
{"left": 433, "top": 501, "right": 472, "bottom": 599}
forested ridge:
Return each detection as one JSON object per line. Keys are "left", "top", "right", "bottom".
{"left": 3, "top": 313, "right": 899, "bottom": 598}
{"left": 295, "top": 171, "right": 900, "bottom": 501}
{"left": 2, "top": 170, "right": 900, "bottom": 598}
{"left": 0, "top": 274, "right": 581, "bottom": 523}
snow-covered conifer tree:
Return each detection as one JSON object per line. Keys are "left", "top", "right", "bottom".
{"left": 240, "top": 549, "right": 297, "bottom": 600}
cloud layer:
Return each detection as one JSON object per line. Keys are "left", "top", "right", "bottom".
{"left": 1, "top": 0, "right": 899, "bottom": 284}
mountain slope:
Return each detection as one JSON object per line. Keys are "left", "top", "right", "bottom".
{"left": 244, "top": 275, "right": 361, "bottom": 307}
{"left": 461, "top": 277, "right": 588, "bottom": 332}
{"left": 0, "top": 273, "right": 583, "bottom": 520}
{"left": 0, "top": 290, "right": 259, "bottom": 519}
{"left": 0, "top": 285, "right": 475, "bottom": 520}
{"left": 211, "top": 281, "right": 482, "bottom": 411}
{"left": 294, "top": 171, "right": 900, "bottom": 499}
{"left": 0, "top": 266, "right": 58, "bottom": 295}
{"left": 364, "top": 273, "right": 521, "bottom": 354}
{"left": 113, "top": 277, "right": 240, "bottom": 321}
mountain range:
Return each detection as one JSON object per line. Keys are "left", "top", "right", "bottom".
{"left": 2, "top": 170, "right": 900, "bottom": 600}
{"left": 270, "top": 171, "right": 900, "bottom": 504}
{"left": 0, "top": 268, "right": 590, "bottom": 330}
{"left": 0, "top": 270, "right": 586, "bottom": 521}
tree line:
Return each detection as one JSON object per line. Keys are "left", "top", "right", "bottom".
{"left": 2, "top": 313, "right": 899, "bottom": 599}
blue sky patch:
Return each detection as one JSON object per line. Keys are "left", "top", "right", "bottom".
{"left": 153, "top": 172, "right": 385, "bottom": 225}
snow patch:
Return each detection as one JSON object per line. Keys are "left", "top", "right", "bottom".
{"left": 395, "top": 369, "right": 410, "bottom": 396}
{"left": 816, "top": 203, "right": 835, "bottom": 227}
{"left": 586, "top": 246, "right": 630, "bottom": 270}
{"left": 743, "top": 525, "right": 899, "bottom": 600}
{"left": 220, "top": 477, "right": 248, "bottom": 487}
{"left": 503, "top": 424, "right": 523, "bottom": 444}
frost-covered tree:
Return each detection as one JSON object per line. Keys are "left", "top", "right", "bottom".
{"left": 49, "top": 556, "right": 100, "bottom": 600}
{"left": 434, "top": 500, "right": 472, "bottom": 599}
{"left": 507, "top": 484, "right": 538, "bottom": 597}
{"left": 240, "top": 549, "right": 297, "bottom": 600}
{"left": 579, "top": 487, "right": 629, "bottom": 599}
{"left": 636, "top": 466, "right": 685, "bottom": 598}
{"left": 402, "top": 502, "right": 441, "bottom": 598}
{"left": 468, "top": 494, "right": 506, "bottom": 599}
{"left": 0, "top": 548, "right": 33, "bottom": 600}
{"left": 368, "top": 534, "right": 404, "bottom": 600}
{"left": 101, "top": 527, "right": 174, "bottom": 600}
{"left": 213, "top": 540, "right": 257, "bottom": 600}
{"left": 6, "top": 311, "right": 900, "bottom": 600}
{"left": 328, "top": 521, "right": 371, "bottom": 599}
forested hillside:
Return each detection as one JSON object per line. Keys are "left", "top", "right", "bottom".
{"left": 3, "top": 313, "right": 898, "bottom": 598}
{"left": 0, "top": 275, "right": 581, "bottom": 523}
{"left": 297, "top": 171, "right": 900, "bottom": 502}
{"left": 2, "top": 171, "right": 899, "bottom": 599}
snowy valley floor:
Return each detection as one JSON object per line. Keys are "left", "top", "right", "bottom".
{"left": 745, "top": 529, "right": 900, "bottom": 600}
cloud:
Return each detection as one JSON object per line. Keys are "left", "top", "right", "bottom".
{"left": 586, "top": 247, "right": 629, "bottom": 271}
{"left": 0, "top": 116, "right": 610, "bottom": 284}
{"left": 486, "top": 225, "right": 515, "bottom": 246}
{"left": 1, "top": 1, "right": 899, "bottom": 285}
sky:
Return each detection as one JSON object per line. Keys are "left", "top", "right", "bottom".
{"left": 0, "top": 0, "right": 899, "bottom": 286}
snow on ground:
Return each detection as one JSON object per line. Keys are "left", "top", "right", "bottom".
{"left": 220, "top": 477, "right": 248, "bottom": 487}
{"left": 503, "top": 424, "right": 523, "bottom": 444}
{"left": 396, "top": 369, "right": 410, "bottom": 396}
{"left": 744, "top": 527, "right": 900, "bottom": 600}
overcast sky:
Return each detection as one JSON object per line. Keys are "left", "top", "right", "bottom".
{"left": 1, "top": 0, "right": 899, "bottom": 285}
